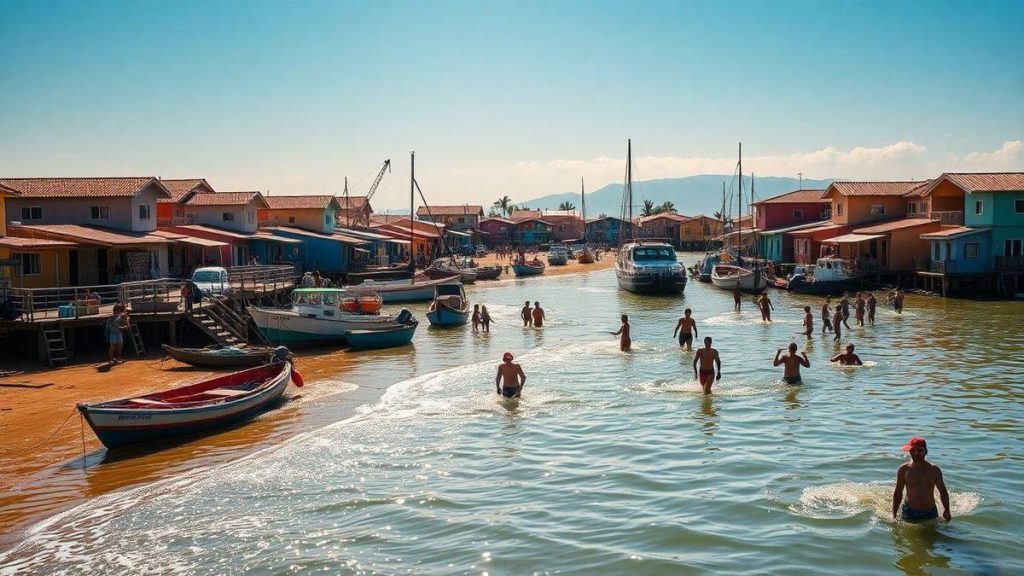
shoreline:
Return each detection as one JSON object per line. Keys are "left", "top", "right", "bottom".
{"left": 0, "top": 258, "right": 613, "bottom": 546}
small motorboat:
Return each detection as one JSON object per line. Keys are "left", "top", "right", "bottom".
{"left": 512, "top": 258, "right": 546, "bottom": 277}
{"left": 614, "top": 242, "right": 687, "bottom": 294}
{"left": 345, "top": 310, "right": 419, "bottom": 350}
{"left": 711, "top": 263, "right": 767, "bottom": 292}
{"left": 423, "top": 262, "right": 477, "bottom": 284}
{"left": 547, "top": 248, "right": 568, "bottom": 266}
{"left": 427, "top": 283, "right": 470, "bottom": 327}
{"left": 249, "top": 288, "right": 411, "bottom": 345}
{"left": 471, "top": 265, "right": 503, "bottom": 280}
{"left": 786, "top": 258, "right": 863, "bottom": 296}
{"left": 577, "top": 248, "right": 596, "bottom": 264}
{"left": 345, "top": 275, "right": 461, "bottom": 303}
{"left": 162, "top": 344, "right": 283, "bottom": 368}
{"left": 77, "top": 357, "right": 299, "bottom": 449}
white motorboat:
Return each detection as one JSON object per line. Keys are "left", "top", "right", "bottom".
{"left": 346, "top": 275, "right": 461, "bottom": 303}
{"left": 710, "top": 263, "right": 768, "bottom": 292}
{"left": 250, "top": 288, "right": 411, "bottom": 344}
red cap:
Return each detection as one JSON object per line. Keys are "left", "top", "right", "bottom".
{"left": 502, "top": 352, "right": 513, "bottom": 361}
{"left": 901, "top": 437, "right": 927, "bottom": 451}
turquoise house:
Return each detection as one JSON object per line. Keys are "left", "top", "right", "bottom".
{"left": 585, "top": 216, "right": 634, "bottom": 244}
{"left": 920, "top": 173, "right": 1024, "bottom": 274}
{"left": 514, "top": 218, "right": 553, "bottom": 245}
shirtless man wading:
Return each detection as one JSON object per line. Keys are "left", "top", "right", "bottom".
{"left": 773, "top": 342, "right": 810, "bottom": 385}
{"left": 521, "top": 301, "right": 533, "bottom": 327}
{"left": 673, "top": 308, "right": 698, "bottom": 351}
{"left": 830, "top": 343, "right": 863, "bottom": 366}
{"left": 892, "top": 437, "right": 952, "bottom": 522}
{"left": 692, "top": 336, "right": 721, "bottom": 394}
{"left": 495, "top": 352, "right": 527, "bottom": 398}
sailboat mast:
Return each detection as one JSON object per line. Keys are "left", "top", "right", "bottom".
{"left": 737, "top": 142, "right": 743, "bottom": 254}
{"left": 627, "top": 138, "right": 633, "bottom": 240}
{"left": 343, "top": 176, "right": 350, "bottom": 227}
{"left": 581, "top": 177, "right": 586, "bottom": 241}
{"left": 405, "top": 148, "right": 409, "bottom": 280}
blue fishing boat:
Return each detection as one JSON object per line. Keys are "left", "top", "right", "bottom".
{"left": 345, "top": 310, "right": 419, "bottom": 350}
{"left": 426, "top": 283, "right": 470, "bottom": 327}
{"left": 513, "top": 258, "right": 546, "bottom": 277}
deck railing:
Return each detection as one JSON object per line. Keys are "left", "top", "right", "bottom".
{"left": 906, "top": 211, "right": 965, "bottom": 225}
{"left": 996, "top": 255, "right": 1024, "bottom": 271}
{"left": 226, "top": 265, "right": 297, "bottom": 295}
{"left": 2, "top": 280, "right": 181, "bottom": 322}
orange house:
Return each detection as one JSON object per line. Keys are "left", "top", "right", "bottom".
{"left": 157, "top": 178, "right": 215, "bottom": 225}
{"left": 822, "top": 181, "right": 929, "bottom": 226}
{"left": 823, "top": 218, "right": 944, "bottom": 272}
{"left": 679, "top": 215, "right": 724, "bottom": 243}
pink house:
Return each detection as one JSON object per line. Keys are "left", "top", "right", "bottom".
{"left": 479, "top": 217, "right": 515, "bottom": 245}
{"left": 752, "top": 189, "right": 831, "bottom": 231}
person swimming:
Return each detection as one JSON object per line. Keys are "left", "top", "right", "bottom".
{"left": 774, "top": 342, "right": 810, "bottom": 384}
{"left": 830, "top": 343, "right": 863, "bottom": 365}
{"left": 495, "top": 352, "right": 526, "bottom": 398}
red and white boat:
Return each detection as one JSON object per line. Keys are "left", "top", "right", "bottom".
{"left": 77, "top": 361, "right": 300, "bottom": 449}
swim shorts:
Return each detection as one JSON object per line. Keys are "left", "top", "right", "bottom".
{"left": 783, "top": 375, "right": 802, "bottom": 385}
{"left": 698, "top": 369, "right": 715, "bottom": 385}
{"left": 500, "top": 386, "right": 520, "bottom": 398}
{"left": 679, "top": 332, "right": 693, "bottom": 346}
{"left": 901, "top": 504, "right": 938, "bottom": 522}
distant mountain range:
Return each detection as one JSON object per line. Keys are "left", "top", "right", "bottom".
{"left": 514, "top": 175, "right": 835, "bottom": 219}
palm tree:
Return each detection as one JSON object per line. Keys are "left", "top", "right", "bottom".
{"left": 656, "top": 201, "right": 677, "bottom": 214}
{"left": 493, "top": 195, "right": 512, "bottom": 218}
{"left": 641, "top": 199, "right": 656, "bottom": 217}
{"left": 558, "top": 201, "right": 576, "bottom": 211}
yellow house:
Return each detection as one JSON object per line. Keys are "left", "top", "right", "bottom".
{"left": 0, "top": 236, "right": 76, "bottom": 289}
{"left": 259, "top": 195, "right": 342, "bottom": 234}
{"left": 679, "top": 215, "right": 724, "bottom": 243}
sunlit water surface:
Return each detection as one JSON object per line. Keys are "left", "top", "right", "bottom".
{"left": 2, "top": 255, "right": 1022, "bottom": 575}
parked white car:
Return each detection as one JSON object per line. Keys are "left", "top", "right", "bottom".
{"left": 191, "top": 267, "right": 229, "bottom": 296}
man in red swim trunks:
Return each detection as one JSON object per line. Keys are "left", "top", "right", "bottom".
{"left": 495, "top": 352, "right": 527, "bottom": 398}
{"left": 692, "top": 336, "right": 721, "bottom": 394}
{"left": 892, "top": 437, "right": 952, "bottom": 522}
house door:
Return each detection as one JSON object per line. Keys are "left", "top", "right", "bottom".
{"left": 1005, "top": 239, "right": 1022, "bottom": 257}
{"left": 97, "top": 249, "right": 109, "bottom": 284}
{"left": 69, "top": 250, "right": 79, "bottom": 286}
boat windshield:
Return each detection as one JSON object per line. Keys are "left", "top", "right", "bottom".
{"left": 294, "top": 292, "right": 338, "bottom": 305}
{"left": 632, "top": 247, "right": 676, "bottom": 261}
{"left": 192, "top": 271, "right": 224, "bottom": 282}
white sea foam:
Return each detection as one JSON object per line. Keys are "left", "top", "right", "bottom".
{"left": 791, "top": 481, "right": 980, "bottom": 522}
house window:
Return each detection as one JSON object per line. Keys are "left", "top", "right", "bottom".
{"left": 907, "top": 202, "right": 917, "bottom": 214}
{"left": 1015, "top": 199, "right": 1024, "bottom": 214}
{"left": 139, "top": 204, "right": 151, "bottom": 220}
{"left": 223, "top": 212, "right": 235, "bottom": 222}
{"left": 325, "top": 215, "right": 331, "bottom": 226}
{"left": 288, "top": 216, "right": 296, "bottom": 224}
{"left": 1006, "top": 239, "right": 1023, "bottom": 257}
{"left": 15, "top": 252, "right": 41, "bottom": 275}
{"left": 792, "top": 209, "right": 803, "bottom": 219}
{"left": 975, "top": 200, "right": 984, "bottom": 216}
{"left": 90, "top": 206, "right": 109, "bottom": 220}
{"left": 836, "top": 202, "right": 844, "bottom": 216}
{"left": 20, "top": 207, "right": 43, "bottom": 220}
{"left": 247, "top": 211, "right": 254, "bottom": 223}
{"left": 458, "top": 217, "right": 465, "bottom": 224}
{"left": 964, "top": 243, "right": 979, "bottom": 259}
{"left": 870, "top": 204, "right": 885, "bottom": 216}
{"left": 820, "top": 207, "right": 831, "bottom": 220}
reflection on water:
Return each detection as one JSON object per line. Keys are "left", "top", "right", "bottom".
{"left": 2, "top": 255, "right": 1023, "bottom": 574}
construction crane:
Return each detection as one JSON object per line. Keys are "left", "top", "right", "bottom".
{"left": 344, "top": 159, "right": 391, "bottom": 228}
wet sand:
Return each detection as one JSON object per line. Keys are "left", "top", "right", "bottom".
{"left": 470, "top": 249, "right": 615, "bottom": 279}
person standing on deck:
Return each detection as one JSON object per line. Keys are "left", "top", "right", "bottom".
{"left": 692, "top": 336, "right": 721, "bottom": 394}
{"left": 773, "top": 342, "right": 810, "bottom": 384}
{"left": 732, "top": 287, "right": 743, "bottom": 311}
{"left": 181, "top": 281, "right": 193, "bottom": 312}
{"left": 833, "top": 304, "right": 844, "bottom": 342}
{"left": 821, "top": 297, "right": 834, "bottom": 334}
{"left": 531, "top": 301, "right": 545, "bottom": 328}
{"left": 855, "top": 292, "right": 866, "bottom": 327}
{"left": 521, "top": 301, "right": 533, "bottom": 327}
{"left": 802, "top": 306, "right": 814, "bottom": 338}
{"left": 757, "top": 293, "right": 774, "bottom": 322}
{"left": 673, "top": 308, "right": 698, "bottom": 351}
{"left": 610, "top": 314, "right": 631, "bottom": 352}
{"left": 495, "top": 352, "right": 527, "bottom": 398}
{"left": 892, "top": 437, "right": 952, "bottom": 522}
{"left": 867, "top": 293, "right": 878, "bottom": 325}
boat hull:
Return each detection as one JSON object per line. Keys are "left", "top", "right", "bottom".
{"left": 346, "top": 324, "right": 418, "bottom": 350}
{"left": 512, "top": 263, "right": 545, "bottom": 277}
{"left": 249, "top": 306, "right": 405, "bottom": 345}
{"left": 426, "top": 306, "right": 469, "bottom": 326}
{"left": 547, "top": 254, "right": 568, "bottom": 266}
{"left": 787, "top": 277, "right": 862, "bottom": 296}
{"left": 577, "top": 251, "right": 596, "bottom": 264}
{"left": 472, "top": 266, "right": 502, "bottom": 280}
{"left": 615, "top": 269, "right": 688, "bottom": 294}
{"left": 350, "top": 276, "right": 461, "bottom": 302}
{"left": 78, "top": 363, "right": 292, "bottom": 449}
{"left": 711, "top": 265, "right": 768, "bottom": 292}
{"left": 162, "top": 345, "right": 273, "bottom": 368}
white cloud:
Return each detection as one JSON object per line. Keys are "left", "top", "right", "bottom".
{"left": 950, "top": 140, "right": 1024, "bottom": 172}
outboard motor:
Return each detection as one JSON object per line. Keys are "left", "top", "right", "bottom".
{"left": 273, "top": 346, "right": 293, "bottom": 362}
{"left": 396, "top": 309, "right": 415, "bottom": 325}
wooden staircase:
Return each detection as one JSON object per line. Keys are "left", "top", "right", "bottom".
{"left": 40, "top": 324, "right": 69, "bottom": 367}
{"left": 185, "top": 297, "right": 250, "bottom": 346}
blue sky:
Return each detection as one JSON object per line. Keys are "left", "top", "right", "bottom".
{"left": 1, "top": 0, "right": 1021, "bottom": 209}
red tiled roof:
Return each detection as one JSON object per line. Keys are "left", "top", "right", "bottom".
{"left": 0, "top": 177, "right": 171, "bottom": 199}
{"left": 337, "top": 196, "right": 369, "bottom": 209}
{"left": 752, "top": 189, "right": 829, "bottom": 204}
{"left": 824, "top": 181, "right": 927, "bottom": 198}
{"left": 368, "top": 214, "right": 408, "bottom": 226}
{"left": 264, "top": 195, "right": 340, "bottom": 210}
{"left": 0, "top": 236, "right": 76, "bottom": 249}
{"left": 416, "top": 205, "right": 484, "bottom": 216}
{"left": 185, "top": 191, "right": 268, "bottom": 208}
{"left": 158, "top": 178, "right": 213, "bottom": 203}
{"left": 639, "top": 213, "right": 691, "bottom": 223}
{"left": 514, "top": 217, "right": 553, "bottom": 226}
{"left": 0, "top": 182, "right": 20, "bottom": 196}
{"left": 920, "top": 226, "right": 990, "bottom": 239}
{"left": 511, "top": 210, "right": 543, "bottom": 221}
{"left": 9, "top": 224, "right": 171, "bottom": 246}
{"left": 787, "top": 223, "right": 845, "bottom": 236}
{"left": 854, "top": 218, "right": 939, "bottom": 234}
{"left": 481, "top": 217, "right": 515, "bottom": 225}
{"left": 175, "top": 224, "right": 254, "bottom": 240}
{"left": 932, "top": 173, "right": 1024, "bottom": 194}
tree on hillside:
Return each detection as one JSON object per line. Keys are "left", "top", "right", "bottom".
{"left": 493, "top": 195, "right": 513, "bottom": 218}
{"left": 558, "top": 201, "right": 576, "bottom": 211}
{"left": 641, "top": 199, "right": 656, "bottom": 217}
{"left": 655, "top": 201, "right": 677, "bottom": 214}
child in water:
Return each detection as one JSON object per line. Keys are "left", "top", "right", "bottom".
{"left": 480, "top": 305, "right": 492, "bottom": 333}
{"left": 611, "top": 314, "right": 631, "bottom": 351}
{"left": 471, "top": 304, "right": 481, "bottom": 333}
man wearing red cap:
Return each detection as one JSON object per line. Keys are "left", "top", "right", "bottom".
{"left": 495, "top": 352, "right": 526, "bottom": 398}
{"left": 892, "top": 436, "right": 952, "bottom": 522}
